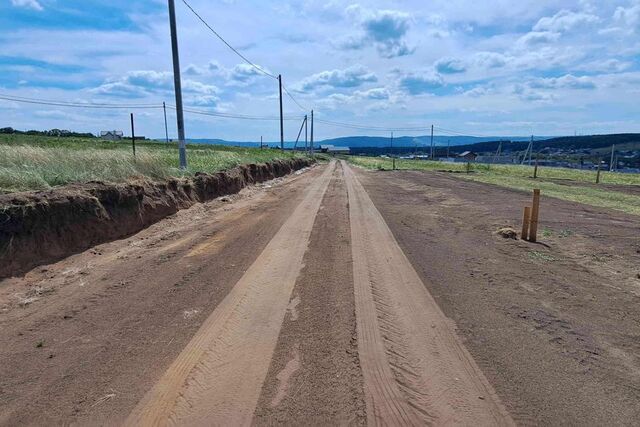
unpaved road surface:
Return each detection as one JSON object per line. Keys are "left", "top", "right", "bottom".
{"left": 1, "top": 160, "right": 639, "bottom": 425}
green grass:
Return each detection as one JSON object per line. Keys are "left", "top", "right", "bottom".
{"left": 0, "top": 134, "right": 313, "bottom": 193}
{"left": 348, "top": 156, "right": 640, "bottom": 216}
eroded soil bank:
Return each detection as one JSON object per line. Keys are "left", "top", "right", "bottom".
{"left": 0, "top": 158, "right": 313, "bottom": 278}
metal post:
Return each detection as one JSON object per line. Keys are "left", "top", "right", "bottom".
{"left": 430, "top": 124, "right": 434, "bottom": 160}
{"left": 310, "top": 110, "right": 314, "bottom": 154}
{"left": 610, "top": 144, "right": 615, "bottom": 172}
{"left": 168, "top": 0, "right": 187, "bottom": 169}
{"left": 130, "top": 113, "right": 136, "bottom": 158}
{"left": 163, "top": 101, "right": 169, "bottom": 143}
{"left": 260, "top": 136, "right": 263, "bottom": 149}
{"left": 278, "top": 74, "right": 284, "bottom": 151}
{"left": 528, "top": 135, "right": 534, "bottom": 166}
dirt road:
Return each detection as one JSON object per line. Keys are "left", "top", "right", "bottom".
{"left": 1, "top": 160, "right": 638, "bottom": 425}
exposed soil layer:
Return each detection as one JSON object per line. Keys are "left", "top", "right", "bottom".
{"left": 0, "top": 165, "right": 322, "bottom": 425}
{"left": 0, "top": 158, "right": 312, "bottom": 279}
{"left": 253, "top": 161, "right": 367, "bottom": 425}
{"left": 356, "top": 168, "right": 640, "bottom": 426}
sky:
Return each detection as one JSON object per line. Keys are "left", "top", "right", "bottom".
{"left": 1, "top": 0, "right": 640, "bottom": 140}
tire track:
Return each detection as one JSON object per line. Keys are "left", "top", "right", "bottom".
{"left": 126, "top": 161, "right": 336, "bottom": 426}
{"left": 342, "top": 160, "right": 514, "bottom": 426}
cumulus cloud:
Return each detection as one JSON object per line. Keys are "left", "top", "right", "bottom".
{"left": 517, "top": 31, "right": 561, "bottom": 46}
{"left": 92, "top": 70, "right": 219, "bottom": 99}
{"left": 298, "top": 65, "right": 378, "bottom": 91}
{"left": 435, "top": 58, "right": 466, "bottom": 74}
{"left": 613, "top": 3, "right": 640, "bottom": 32}
{"left": 339, "top": 7, "right": 415, "bottom": 58}
{"left": 398, "top": 71, "right": 444, "bottom": 95}
{"left": 11, "top": 0, "right": 43, "bottom": 11}
{"left": 529, "top": 74, "right": 596, "bottom": 90}
{"left": 533, "top": 10, "right": 599, "bottom": 33}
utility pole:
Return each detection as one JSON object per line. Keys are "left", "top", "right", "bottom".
{"left": 310, "top": 110, "right": 314, "bottom": 154}
{"left": 391, "top": 131, "right": 395, "bottom": 170}
{"left": 162, "top": 101, "right": 169, "bottom": 143}
{"left": 130, "top": 113, "right": 136, "bottom": 158}
{"left": 529, "top": 135, "right": 534, "bottom": 166}
{"left": 278, "top": 74, "right": 284, "bottom": 151}
{"left": 304, "top": 114, "right": 308, "bottom": 153}
{"left": 430, "top": 124, "right": 434, "bottom": 160}
{"left": 610, "top": 144, "right": 615, "bottom": 172}
{"left": 168, "top": 0, "right": 187, "bottom": 169}
{"left": 260, "top": 136, "right": 263, "bottom": 149}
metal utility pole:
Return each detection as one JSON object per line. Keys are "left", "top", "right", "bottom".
{"left": 260, "top": 136, "right": 263, "bottom": 149}
{"left": 529, "top": 135, "right": 534, "bottom": 165}
{"left": 430, "top": 124, "right": 434, "bottom": 160}
{"left": 162, "top": 101, "right": 169, "bottom": 143}
{"left": 610, "top": 144, "right": 615, "bottom": 171}
{"left": 168, "top": 0, "right": 187, "bottom": 169}
{"left": 310, "top": 110, "right": 314, "bottom": 154}
{"left": 304, "top": 114, "right": 308, "bottom": 153}
{"left": 130, "top": 113, "right": 136, "bottom": 158}
{"left": 278, "top": 75, "right": 284, "bottom": 151}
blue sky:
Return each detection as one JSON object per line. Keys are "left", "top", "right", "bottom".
{"left": 1, "top": 0, "right": 640, "bottom": 140}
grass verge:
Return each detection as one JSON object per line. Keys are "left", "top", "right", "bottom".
{"left": 347, "top": 156, "right": 640, "bottom": 216}
{"left": 0, "top": 135, "right": 314, "bottom": 193}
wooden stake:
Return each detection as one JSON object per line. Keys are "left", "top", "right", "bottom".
{"left": 529, "top": 189, "right": 541, "bottom": 242}
{"left": 596, "top": 161, "right": 601, "bottom": 184}
{"left": 521, "top": 206, "right": 531, "bottom": 241}
{"left": 533, "top": 155, "right": 538, "bottom": 179}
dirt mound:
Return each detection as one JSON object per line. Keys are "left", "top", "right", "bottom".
{"left": 0, "top": 158, "right": 313, "bottom": 279}
{"left": 496, "top": 227, "right": 518, "bottom": 239}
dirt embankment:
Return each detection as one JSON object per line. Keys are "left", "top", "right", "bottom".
{"left": 0, "top": 158, "right": 313, "bottom": 279}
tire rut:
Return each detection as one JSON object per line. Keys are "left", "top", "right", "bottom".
{"left": 342, "top": 160, "right": 513, "bottom": 426}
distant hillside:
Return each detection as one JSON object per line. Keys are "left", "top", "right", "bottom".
{"left": 449, "top": 133, "right": 640, "bottom": 154}
{"left": 319, "top": 135, "right": 539, "bottom": 148}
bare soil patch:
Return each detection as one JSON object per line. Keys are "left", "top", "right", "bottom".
{"left": 356, "top": 168, "right": 640, "bottom": 425}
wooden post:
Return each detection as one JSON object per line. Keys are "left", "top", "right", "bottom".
{"left": 533, "top": 155, "right": 538, "bottom": 179}
{"left": 521, "top": 206, "right": 531, "bottom": 241}
{"left": 596, "top": 161, "right": 601, "bottom": 184}
{"left": 529, "top": 189, "right": 541, "bottom": 242}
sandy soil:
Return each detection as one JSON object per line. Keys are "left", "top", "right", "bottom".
{"left": 356, "top": 168, "right": 640, "bottom": 425}
{"left": 1, "top": 161, "right": 639, "bottom": 425}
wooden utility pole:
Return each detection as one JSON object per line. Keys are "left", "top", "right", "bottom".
{"left": 278, "top": 75, "right": 284, "bottom": 151}
{"left": 130, "top": 113, "right": 136, "bottom": 158}
{"left": 430, "top": 124, "right": 434, "bottom": 160}
{"left": 168, "top": 0, "right": 187, "bottom": 169}
{"left": 304, "top": 114, "right": 308, "bottom": 153}
{"left": 391, "top": 131, "right": 395, "bottom": 170}
{"left": 310, "top": 110, "right": 314, "bottom": 154}
{"left": 162, "top": 101, "right": 169, "bottom": 143}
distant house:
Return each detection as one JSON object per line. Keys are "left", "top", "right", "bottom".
{"left": 320, "top": 144, "right": 350, "bottom": 154}
{"left": 459, "top": 151, "right": 478, "bottom": 161}
{"left": 100, "top": 130, "right": 123, "bottom": 141}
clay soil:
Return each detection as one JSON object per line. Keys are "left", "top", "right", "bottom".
{"left": 1, "top": 162, "right": 639, "bottom": 425}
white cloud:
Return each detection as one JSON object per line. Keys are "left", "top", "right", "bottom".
{"left": 11, "top": 0, "right": 43, "bottom": 11}
{"left": 533, "top": 9, "right": 599, "bottom": 33}
{"left": 529, "top": 74, "right": 596, "bottom": 90}
{"left": 298, "top": 65, "right": 378, "bottom": 91}
{"left": 340, "top": 7, "right": 415, "bottom": 58}
{"left": 397, "top": 71, "right": 444, "bottom": 95}
{"left": 517, "top": 31, "right": 561, "bottom": 46}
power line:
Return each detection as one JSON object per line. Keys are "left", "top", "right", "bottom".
{"left": 167, "top": 104, "right": 303, "bottom": 121}
{"left": 0, "top": 94, "right": 162, "bottom": 109}
{"left": 282, "top": 84, "right": 308, "bottom": 112}
{"left": 315, "top": 118, "right": 432, "bottom": 132}
{"left": 180, "top": 0, "right": 278, "bottom": 80}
